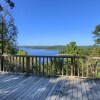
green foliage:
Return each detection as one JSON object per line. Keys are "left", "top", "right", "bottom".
{"left": 0, "top": 0, "right": 17, "bottom": 55}
{"left": 93, "top": 24, "right": 100, "bottom": 44}
{"left": 17, "top": 49, "right": 28, "bottom": 55}
{"left": 0, "top": 18, "right": 18, "bottom": 55}
{"left": 91, "top": 46, "right": 100, "bottom": 56}
{"left": 0, "top": 0, "right": 14, "bottom": 11}
{"left": 63, "top": 41, "right": 82, "bottom": 55}
{"left": 81, "top": 48, "right": 92, "bottom": 56}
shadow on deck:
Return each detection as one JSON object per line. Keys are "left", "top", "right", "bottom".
{"left": 0, "top": 72, "right": 100, "bottom": 100}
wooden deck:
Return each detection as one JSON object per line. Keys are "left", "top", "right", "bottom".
{"left": 0, "top": 73, "right": 100, "bottom": 100}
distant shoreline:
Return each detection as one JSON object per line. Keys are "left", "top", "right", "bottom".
{"left": 18, "top": 45, "right": 65, "bottom": 50}
{"left": 18, "top": 45, "right": 100, "bottom": 50}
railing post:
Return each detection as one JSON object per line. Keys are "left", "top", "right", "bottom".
{"left": 62, "top": 58, "right": 64, "bottom": 76}
{"left": 0, "top": 56, "right": 1, "bottom": 71}
{"left": 1, "top": 55, "right": 4, "bottom": 71}
{"left": 71, "top": 58, "right": 73, "bottom": 77}
{"left": 25, "top": 56, "right": 30, "bottom": 76}
{"left": 82, "top": 59, "right": 83, "bottom": 77}
{"left": 66, "top": 58, "right": 68, "bottom": 76}
{"left": 43, "top": 57, "right": 44, "bottom": 75}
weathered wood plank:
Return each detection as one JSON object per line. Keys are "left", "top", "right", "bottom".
{"left": 45, "top": 77, "right": 60, "bottom": 100}
{"left": 95, "top": 79, "right": 100, "bottom": 99}
{"left": 31, "top": 78, "right": 54, "bottom": 100}
{"left": 56, "top": 77, "right": 66, "bottom": 100}
{"left": 66, "top": 78, "right": 73, "bottom": 100}
{"left": 89, "top": 80, "right": 100, "bottom": 100}
{"left": 72, "top": 78, "right": 77, "bottom": 100}
{"left": 92, "top": 79, "right": 100, "bottom": 99}
{"left": 3, "top": 76, "right": 39, "bottom": 100}
{"left": 82, "top": 79, "right": 89, "bottom": 100}
{"left": 58, "top": 77, "right": 69, "bottom": 100}
{"left": 85, "top": 79, "right": 93, "bottom": 100}
{"left": 49, "top": 77, "right": 63, "bottom": 100}
{"left": 16, "top": 76, "right": 47, "bottom": 100}
{"left": 0, "top": 74, "right": 100, "bottom": 100}
{"left": 2, "top": 77, "right": 35, "bottom": 99}
{"left": 0, "top": 75, "right": 22, "bottom": 89}
{"left": 77, "top": 78, "right": 82, "bottom": 100}
{"left": 1, "top": 76, "right": 34, "bottom": 99}
{"left": 23, "top": 77, "right": 50, "bottom": 100}
{"left": 39, "top": 78, "right": 58, "bottom": 100}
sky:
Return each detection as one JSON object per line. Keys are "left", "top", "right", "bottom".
{"left": 11, "top": 0, "right": 100, "bottom": 46}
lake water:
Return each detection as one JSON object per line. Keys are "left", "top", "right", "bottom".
{"left": 21, "top": 48, "right": 59, "bottom": 56}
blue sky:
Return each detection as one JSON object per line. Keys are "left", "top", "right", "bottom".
{"left": 12, "top": 0, "right": 100, "bottom": 46}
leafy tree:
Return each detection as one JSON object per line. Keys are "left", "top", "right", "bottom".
{"left": 65, "top": 41, "right": 82, "bottom": 55}
{"left": 82, "top": 48, "right": 92, "bottom": 56}
{"left": 17, "top": 50, "right": 28, "bottom": 55}
{"left": 91, "top": 44, "right": 100, "bottom": 56}
{"left": 0, "top": 0, "right": 14, "bottom": 11}
{"left": 93, "top": 24, "right": 100, "bottom": 44}
{"left": 0, "top": 0, "right": 17, "bottom": 55}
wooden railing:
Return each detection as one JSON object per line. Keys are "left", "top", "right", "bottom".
{"left": 0, "top": 55, "right": 99, "bottom": 78}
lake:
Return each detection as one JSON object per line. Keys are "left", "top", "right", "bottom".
{"left": 21, "top": 48, "right": 59, "bottom": 56}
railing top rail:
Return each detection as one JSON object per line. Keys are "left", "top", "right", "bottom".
{"left": 0, "top": 54, "right": 83, "bottom": 58}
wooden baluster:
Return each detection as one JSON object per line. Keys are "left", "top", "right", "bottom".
{"left": 19, "top": 56, "right": 21, "bottom": 72}
{"left": 22, "top": 57, "right": 24, "bottom": 73}
{"left": 4, "top": 56, "right": 6, "bottom": 71}
{"left": 53, "top": 57, "right": 56, "bottom": 76}
{"left": 86, "top": 60, "right": 89, "bottom": 78}
{"left": 54, "top": 57, "right": 56, "bottom": 76}
{"left": 39, "top": 57, "right": 41, "bottom": 75}
{"left": 47, "top": 57, "right": 48, "bottom": 75}
{"left": 31, "top": 57, "right": 33, "bottom": 74}
{"left": 25, "top": 56, "right": 30, "bottom": 76}
{"left": 1, "top": 56, "right": 4, "bottom": 71}
{"left": 66, "top": 58, "right": 68, "bottom": 76}
{"left": 35, "top": 57, "right": 38, "bottom": 74}
{"left": 12, "top": 56, "right": 14, "bottom": 72}
{"left": 62, "top": 57, "right": 64, "bottom": 76}
{"left": 43, "top": 57, "right": 44, "bottom": 75}
{"left": 16, "top": 56, "right": 18, "bottom": 73}
{"left": 71, "top": 58, "right": 73, "bottom": 77}
{"left": 50, "top": 57, "right": 52, "bottom": 76}
{"left": 82, "top": 58, "right": 83, "bottom": 77}
{"left": 74, "top": 58, "right": 75, "bottom": 76}
{"left": 6, "top": 56, "right": 8, "bottom": 72}
{"left": 9, "top": 56, "right": 11, "bottom": 72}
{"left": 77, "top": 58, "right": 80, "bottom": 77}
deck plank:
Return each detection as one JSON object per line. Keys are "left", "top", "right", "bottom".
{"left": 0, "top": 75, "right": 24, "bottom": 96}
{"left": 56, "top": 77, "right": 66, "bottom": 100}
{"left": 0, "top": 73, "right": 100, "bottom": 100}
{"left": 22, "top": 77, "right": 49, "bottom": 100}
{"left": 0, "top": 77, "right": 30, "bottom": 100}
{"left": 17, "top": 76, "right": 47, "bottom": 100}
{"left": 49, "top": 77, "right": 63, "bottom": 100}
{"left": 31, "top": 77, "right": 54, "bottom": 100}
{"left": 28, "top": 78, "right": 50, "bottom": 100}
{"left": 58, "top": 77, "right": 69, "bottom": 100}
{"left": 95, "top": 79, "right": 100, "bottom": 99}
{"left": 37, "top": 78, "right": 57, "bottom": 100}
{"left": 45, "top": 77, "right": 60, "bottom": 100}
{"left": 82, "top": 79, "right": 89, "bottom": 100}
{"left": 71, "top": 78, "right": 77, "bottom": 100}
{"left": 8, "top": 76, "right": 39, "bottom": 100}
{"left": 89, "top": 79, "right": 100, "bottom": 100}
{"left": 77, "top": 78, "right": 82, "bottom": 100}
{"left": 86, "top": 79, "right": 94, "bottom": 100}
